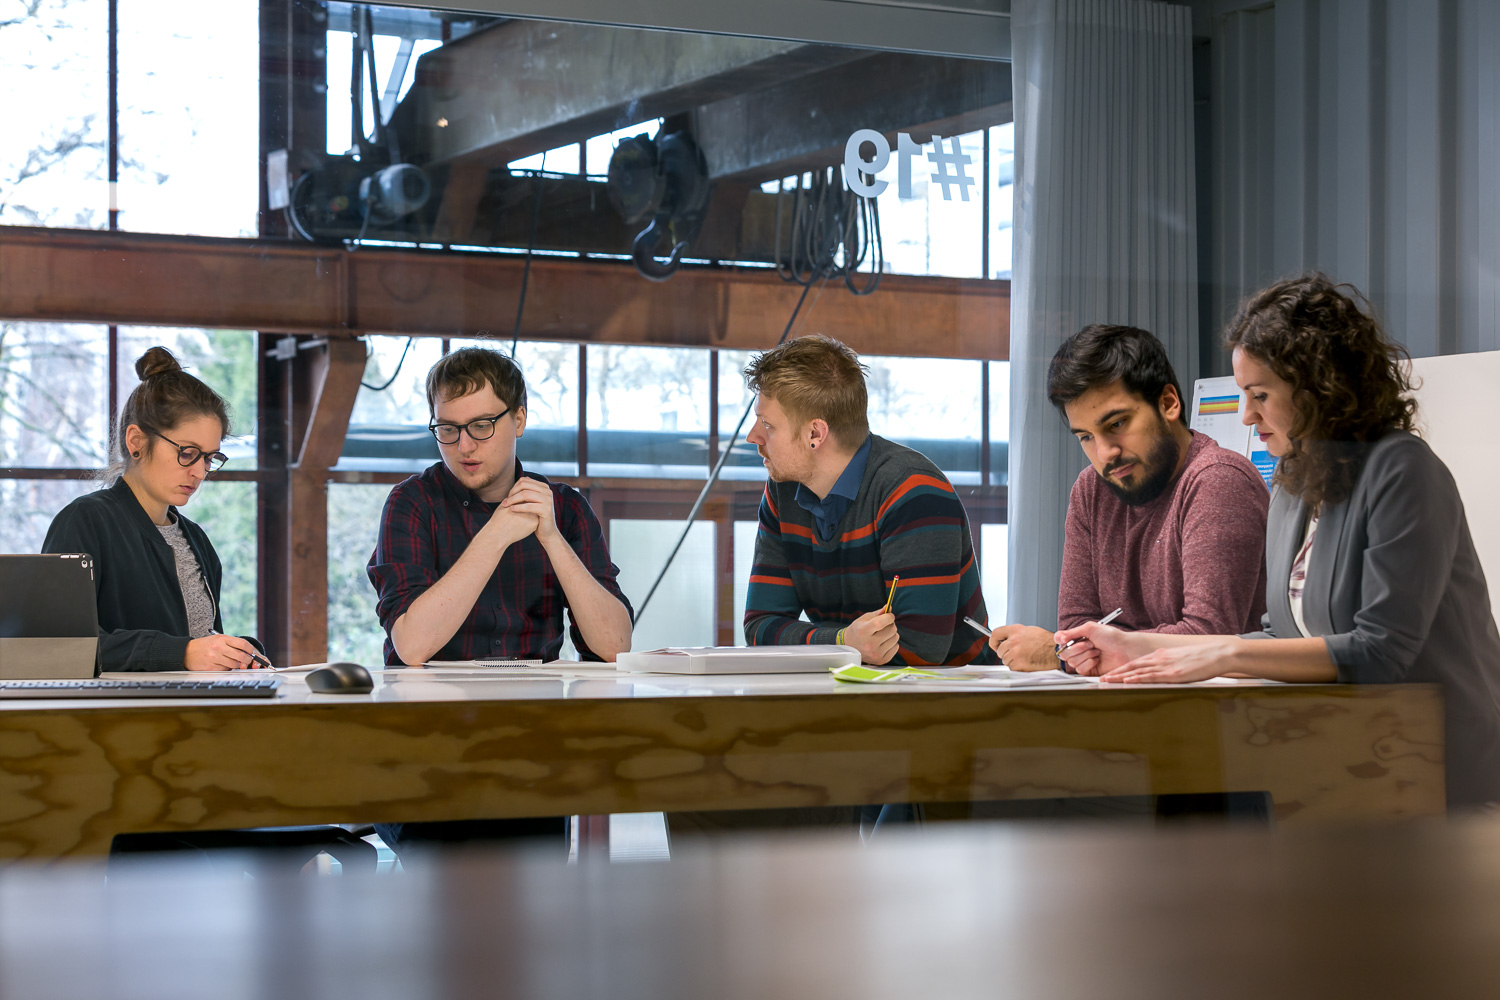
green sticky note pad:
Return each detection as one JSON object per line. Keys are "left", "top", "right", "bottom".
{"left": 830, "top": 664, "right": 976, "bottom": 684}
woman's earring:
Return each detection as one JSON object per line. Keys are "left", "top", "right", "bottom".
{"left": 131, "top": 451, "right": 140, "bottom": 458}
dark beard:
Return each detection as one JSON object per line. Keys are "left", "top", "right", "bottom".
{"left": 1100, "top": 427, "right": 1181, "bottom": 507}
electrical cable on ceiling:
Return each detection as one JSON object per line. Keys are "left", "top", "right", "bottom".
{"left": 634, "top": 170, "right": 885, "bottom": 621}
{"left": 360, "top": 335, "right": 414, "bottom": 392}
{"left": 773, "top": 167, "right": 884, "bottom": 295}
{"left": 634, "top": 277, "right": 822, "bottom": 620}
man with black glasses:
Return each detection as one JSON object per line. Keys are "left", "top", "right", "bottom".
{"left": 367, "top": 347, "right": 632, "bottom": 668}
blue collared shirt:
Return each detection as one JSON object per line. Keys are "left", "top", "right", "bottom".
{"left": 794, "top": 435, "right": 872, "bottom": 543}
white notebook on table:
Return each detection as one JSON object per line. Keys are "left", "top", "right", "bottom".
{"left": 616, "top": 645, "right": 860, "bottom": 675}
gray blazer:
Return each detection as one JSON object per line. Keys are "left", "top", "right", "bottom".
{"left": 1249, "top": 431, "right": 1500, "bottom": 808}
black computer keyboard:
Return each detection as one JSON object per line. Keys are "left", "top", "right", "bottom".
{"left": 0, "top": 678, "right": 282, "bottom": 700}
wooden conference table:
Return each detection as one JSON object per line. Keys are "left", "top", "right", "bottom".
{"left": 6, "top": 818, "right": 1499, "bottom": 999}
{"left": 0, "top": 663, "right": 1445, "bottom": 859}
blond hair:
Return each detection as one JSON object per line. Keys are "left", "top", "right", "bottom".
{"left": 743, "top": 335, "right": 869, "bottom": 447}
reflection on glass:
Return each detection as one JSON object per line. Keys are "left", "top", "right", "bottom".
{"left": 589, "top": 346, "right": 708, "bottom": 432}
{"left": 0, "top": 0, "right": 108, "bottom": 229}
{"left": 611, "top": 519, "right": 715, "bottom": 650}
{"left": 989, "top": 359, "right": 1010, "bottom": 485}
{"left": 989, "top": 123, "right": 1015, "bottom": 280}
{"left": 0, "top": 323, "right": 109, "bottom": 468}
{"left": 864, "top": 355, "right": 982, "bottom": 482}
{"left": 350, "top": 335, "right": 443, "bottom": 425}
{"left": 509, "top": 142, "right": 580, "bottom": 175}
{"left": 583, "top": 120, "right": 662, "bottom": 176}
{"left": 116, "top": 0, "right": 258, "bottom": 237}
{"left": 732, "top": 519, "right": 758, "bottom": 645}
{"left": 874, "top": 129, "right": 986, "bottom": 278}
{"left": 588, "top": 346, "right": 710, "bottom": 477}
{"left": 328, "top": 482, "right": 392, "bottom": 666}
{"left": 340, "top": 336, "right": 443, "bottom": 475}
{"left": 327, "top": 27, "right": 442, "bottom": 158}
{"left": 116, "top": 328, "right": 259, "bottom": 463}
{"left": 0, "top": 480, "right": 97, "bottom": 554}
{"left": 189, "top": 479, "right": 258, "bottom": 636}
{"left": 715, "top": 349, "right": 766, "bottom": 482}
{"left": 980, "top": 522, "right": 1008, "bottom": 625}
{"left": 1, "top": 4, "right": 1011, "bottom": 668}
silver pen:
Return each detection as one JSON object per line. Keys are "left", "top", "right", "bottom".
{"left": 962, "top": 616, "right": 991, "bottom": 637}
{"left": 1056, "top": 607, "right": 1123, "bottom": 652}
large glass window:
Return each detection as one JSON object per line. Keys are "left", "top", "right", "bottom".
{"left": 716, "top": 349, "right": 768, "bottom": 482}
{"left": 865, "top": 356, "right": 984, "bottom": 484}
{"left": 190, "top": 480, "right": 258, "bottom": 635}
{"left": 732, "top": 519, "right": 759, "bottom": 646}
{"left": 328, "top": 482, "right": 394, "bottom": 666}
{"left": 491, "top": 340, "right": 579, "bottom": 476}
{"left": 0, "top": 480, "right": 99, "bottom": 554}
{"left": 588, "top": 346, "right": 711, "bottom": 478}
{"left": 611, "top": 519, "right": 716, "bottom": 651}
{"left": 988, "top": 123, "right": 1015, "bottom": 281}
{"left": 989, "top": 359, "right": 1009, "bottom": 486}
{"left": 116, "top": 0, "right": 259, "bottom": 237}
{"left": 115, "top": 327, "right": 259, "bottom": 454}
{"left": 0, "top": 323, "right": 109, "bottom": 469}
{"left": 979, "top": 522, "right": 1008, "bottom": 625}
{"left": 4, "top": 1, "right": 1009, "bottom": 669}
{"left": 0, "top": 0, "right": 108, "bottom": 229}
{"left": 875, "top": 129, "right": 987, "bottom": 278}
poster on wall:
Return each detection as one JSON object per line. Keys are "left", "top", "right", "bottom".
{"left": 1189, "top": 376, "right": 1275, "bottom": 488}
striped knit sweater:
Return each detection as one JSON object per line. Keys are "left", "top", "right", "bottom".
{"left": 743, "top": 434, "right": 995, "bottom": 666}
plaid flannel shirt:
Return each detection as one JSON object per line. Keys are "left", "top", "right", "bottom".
{"left": 368, "top": 460, "right": 631, "bottom": 664}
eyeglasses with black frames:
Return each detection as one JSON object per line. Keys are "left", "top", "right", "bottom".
{"left": 428, "top": 408, "right": 512, "bottom": 445}
{"left": 149, "top": 429, "right": 229, "bottom": 473}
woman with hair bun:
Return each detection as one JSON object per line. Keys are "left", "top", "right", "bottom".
{"left": 1055, "top": 274, "right": 1500, "bottom": 809}
{"left": 43, "top": 346, "right": 266, "bottom": 671}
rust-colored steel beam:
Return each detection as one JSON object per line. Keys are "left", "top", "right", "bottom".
{"left": 0, "top": 227, "right": 1010, "bottom": 361}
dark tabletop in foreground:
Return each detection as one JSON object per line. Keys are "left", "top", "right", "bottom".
{"left": 4, "top": 818, "right": 1498, "bottom": 1000}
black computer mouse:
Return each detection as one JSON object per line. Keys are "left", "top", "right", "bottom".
{"left": 306, "top": 662, "right": 374, "bottom": 694}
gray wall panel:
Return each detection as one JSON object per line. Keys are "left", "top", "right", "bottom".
{"left": 1203, "top": 0, "right": 1500, "bottom": 362}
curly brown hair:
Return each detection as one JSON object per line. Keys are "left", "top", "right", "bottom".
{"left": 1223, "top": 273, "right": 1417, "bottom": 507}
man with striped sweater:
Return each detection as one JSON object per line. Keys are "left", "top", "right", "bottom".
{"left": 741, "top": 335, "right": 994, "bottom": 666}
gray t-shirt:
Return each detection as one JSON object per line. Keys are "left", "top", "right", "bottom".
{"left": 157, "top": 517, "right": 216, "bottom": 639}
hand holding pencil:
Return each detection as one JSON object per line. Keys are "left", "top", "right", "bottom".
{"left": 839, "top": 575, "right": 901, "bottom": 666}
{"left": 1053, "top": 609, "right": 1149, "bottom": 677}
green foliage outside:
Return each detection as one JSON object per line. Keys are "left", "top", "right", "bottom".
{"left": 327, "top": 483, "right": 396, "bottom": 667}
{"left": 187, "top": 480, "right": 257, "bottom": 636}
{"left": 168, "top": 328, "right": 259, "bottom": 636}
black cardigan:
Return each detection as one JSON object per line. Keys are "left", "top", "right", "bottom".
{"left": 41, "top": 479, "right": 260, "bottom": 671}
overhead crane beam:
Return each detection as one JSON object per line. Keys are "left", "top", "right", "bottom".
{"left": 0, "top": 226, "right": 1010, "bottom": 362}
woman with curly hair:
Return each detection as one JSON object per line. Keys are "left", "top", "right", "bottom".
{"left": 1056, "top": 273, "right": 1500, "bottom": 808}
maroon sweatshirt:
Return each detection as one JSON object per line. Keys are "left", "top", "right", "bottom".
{"left": 1058, "top": 431, "right": 1269, "bottom": 634}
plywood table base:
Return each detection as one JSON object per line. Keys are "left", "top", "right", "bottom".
{"left": 0, "top": 681, "right": 1444, "bottom": 858}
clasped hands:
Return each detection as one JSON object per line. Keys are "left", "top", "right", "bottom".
{"left": 483, "top": 477, "right": 559, "bottom": 549}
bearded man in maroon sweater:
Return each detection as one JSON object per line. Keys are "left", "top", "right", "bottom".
{"left": 991, "top": 325, "right": 1269, "bottom": 671}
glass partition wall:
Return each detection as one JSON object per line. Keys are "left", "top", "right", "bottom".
{"left": 0, "top": 1, "right": 1010, "bottom": 666}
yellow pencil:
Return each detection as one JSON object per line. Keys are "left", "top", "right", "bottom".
{"left": 883, "top": 575, "right": 900, "bottom": 614}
